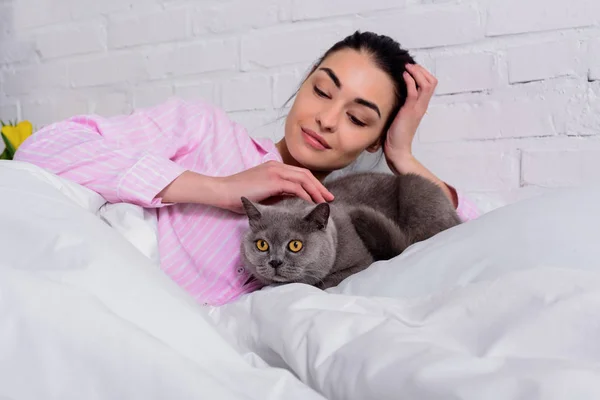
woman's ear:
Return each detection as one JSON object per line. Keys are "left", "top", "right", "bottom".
{"left": 366, "top": 140, "right": 382, "bottom": 153}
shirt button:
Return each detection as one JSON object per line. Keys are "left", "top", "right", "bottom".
{"left": 237, "top": 267, "right": 245, "bottom": 275}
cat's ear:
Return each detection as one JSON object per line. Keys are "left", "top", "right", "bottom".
{"left": 241, "top": 197, "right": 262, "bottom": 229}
{"left": 304, "top": 203, "right": 330, "bottom": 230}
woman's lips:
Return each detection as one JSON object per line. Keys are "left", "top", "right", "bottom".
{"left": 301, "top": 128, "right": 331, "bottom": 150}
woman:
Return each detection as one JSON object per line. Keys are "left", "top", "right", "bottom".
{"left": 15, "top": 31, "right": 479, "bottom": 306}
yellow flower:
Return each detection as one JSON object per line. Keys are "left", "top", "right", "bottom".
{"left": 1, "top": 120, "right": 33, "bottom": 150}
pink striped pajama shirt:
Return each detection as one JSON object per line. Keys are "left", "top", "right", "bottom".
{"left": 15, "top": 97, "right": 480, "bottom": 306}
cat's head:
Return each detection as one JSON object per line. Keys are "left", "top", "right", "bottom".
{"left": 240, "top": 197, "right": 336, "bottom": 286}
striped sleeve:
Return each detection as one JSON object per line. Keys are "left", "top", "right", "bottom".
{"left": 14, "top": 99, "right": 205, "bottom": 207}
{"left": 444, "top": 182, "right": 481, "bottom": 222}
{"left": 455, "top": 191, "right": 481, "bottom": 221}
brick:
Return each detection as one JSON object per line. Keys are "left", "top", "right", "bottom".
{"left": 487, "top": 0, "right": 600, "bottom": 36}
{"left": 174, "top": 82, "right": 217, "bottom": 104}
{"left": 220, "top": 74, "right": 272, "bottom": 112}
{"left": 0, "top": 4, "right": 13, "bottom": 40}
{"left": 242, "top": 22, "right": 354, "bottom": 69}
{"left": 36, "top": 23, "right": 105, "bottom": 59}
{"left": 12, "top": 0, "right": 71, "bottom": 30}
{"left": 134, "top": 84, "right": 174, "bottom": 109}
{"left": 21, "top": 94, "right": 89, "bottom": 127}
{"left": 89, "top": 91, "right": 132, "bottom": 116}
{"left": 69, "top": 0, "right": 160, "bottom": 19}
{"left": 0, "top": 102, "right": 19, "bottom": 123}
{"left": 357, "top": 5, "right": 483, "bottom": 49}
{"left": 192, "top": 0, "right": 280, "bottom": 34}
{"left": 522, "top": 150, "right": 600, "bottom": 187}
{"left": 70, "top": 52, "right": 148, "bottom": 87}
{"left": 419, "top": 99, "right": 555, "bottom": 142}
{"left": 291, "top": 0, "right": 403, "bottom": 20}
{"left": 146, "top": 39, "right": 238, "bottom": 79}
{"left": 2, "top": 63, "right": 69, "bottom": 95}
{"left": 0, "top": 40, "right": 37, "bottom": 64}
{"left": 108, "top": 8, "right": 188, "bottom": 49}
{"left": 435, "top": 53, "right": 500, "bottom": 95}
{"left": 561, "top": 81, "right": 600, "bottom": 136}
{"left": 508, "top": 40, "right": 582, "bottom": 84}
{"left": 272, "top": 68, "right": 304, "bottom": 107}
{"left": 590, "top": 39, "right": 600, "bottom": 81}
{"left": 417, "top": 149, "right": 520, "bottom": 191}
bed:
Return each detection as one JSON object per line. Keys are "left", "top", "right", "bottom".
{"left": 2, "top": 160, "right": 600, "bottom": 400}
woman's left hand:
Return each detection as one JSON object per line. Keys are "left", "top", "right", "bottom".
{"left": 384, "top": 63, "right": 438, "bottom": 171}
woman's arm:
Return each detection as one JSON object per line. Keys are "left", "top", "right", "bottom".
{"left": 15, "top": 98, "right": 207, "bottom": 208}
{"left": 384, "top": 63, "right": 480, "bottom": 221}
{"left": 16, "top": 97, "right": 333, "bottom": 213}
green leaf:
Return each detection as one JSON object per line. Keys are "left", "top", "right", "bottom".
{"left": 0, "top": 133, "right": 15, "bottom": 160}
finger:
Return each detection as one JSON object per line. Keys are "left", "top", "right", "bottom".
{"left": 281, "top": 169, "right": 327, "bottom": 203}
{"left": 279, "top": 181, "right": 313, "bottom": 203}
{"left": 403, "top": 71, "right": 418, "bottom": 106}
{"left": 405, "top": 64, "right": 432, "bottom": 93}
{"left": 283, "top": 165, "right": 334, "bottom": 201}
{"left": 417, "top": 65, "right": 438, "bottom": 86}
{"left": 406, "top": 65, "right": 435, "bottom": 108}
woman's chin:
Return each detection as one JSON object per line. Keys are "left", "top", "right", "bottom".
{"left": 290, "top": 145, "right": 333, "bottom": 170}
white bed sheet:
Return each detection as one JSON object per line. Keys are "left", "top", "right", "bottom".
{"left": 2, "top": 160, "right": 600, "bottom": 400}
{"left": 0, "top": 161, "right": 324, "bottom": 400}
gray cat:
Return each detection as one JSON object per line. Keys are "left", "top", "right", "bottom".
{"left": 240, "top": 172, "right": 461, "bottom": 289}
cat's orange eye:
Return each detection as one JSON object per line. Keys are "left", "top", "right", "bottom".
{"left": 256, "top": 239, "right": 269, "bottom": 252}
{"left": 288, "top": 240, "right": 303, "bottom": 253}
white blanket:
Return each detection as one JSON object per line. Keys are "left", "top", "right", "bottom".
{"left": 2, "top": 160, "right": 600, "bottom": 400}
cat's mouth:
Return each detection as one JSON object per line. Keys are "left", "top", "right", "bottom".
{"left": 256, "top": 265, "right": 300, "bottom": 283}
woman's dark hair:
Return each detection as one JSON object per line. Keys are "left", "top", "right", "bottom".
{"left": 285, "top": 30, "right": 416, "bottom": 147}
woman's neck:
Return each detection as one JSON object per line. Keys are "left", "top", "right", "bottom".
{"left": 275, "top": 139, "right": 330, "bottom": 182}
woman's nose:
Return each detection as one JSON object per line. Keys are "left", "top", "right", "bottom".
{"left": 316, "top": 106, "right": 338, "bottom": 133}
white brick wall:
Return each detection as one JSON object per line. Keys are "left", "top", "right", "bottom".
{"left": 1, "top": 0, "right": 599, "bottom": 211}
{"left": 435, "top": 53, "right": 501, "bottom": 95}
{"left": 522, "top": 150, "right": 600, "bottom": 187}
{"left": 590, "top": 39, "right": 600, "bottom": 81}
{"left": 507, "top": 39, "right": 583, "bottom": 84}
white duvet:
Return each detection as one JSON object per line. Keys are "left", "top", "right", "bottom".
{"left": 2, "top": 160, "right": 600, "bottom": 400}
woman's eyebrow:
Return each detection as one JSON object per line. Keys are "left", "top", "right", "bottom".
{"left": 319, "top": 67, "right": 341, "bottom": 88}
{"left": 318, "top": 67, "right": 382, "bottom": 118}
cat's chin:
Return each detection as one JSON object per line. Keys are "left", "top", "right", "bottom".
{"left": 251, "top": 270, "right": 305, "bottom": 285}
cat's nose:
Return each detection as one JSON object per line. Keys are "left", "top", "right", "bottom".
{"left": 269, "top": 259, "right": 283, "bottom": 269}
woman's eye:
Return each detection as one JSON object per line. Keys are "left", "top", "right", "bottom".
{"left": 313, "top": 86, "right": 330, "bottom": 99}
{"left": 348, "top": 114, "right": 366, "bottom": 127}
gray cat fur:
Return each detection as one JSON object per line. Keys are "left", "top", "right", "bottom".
{"left": 240, "top": 171, "right": 461, "bottom": 289}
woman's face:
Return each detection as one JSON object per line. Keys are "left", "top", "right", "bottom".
{"left": 284, "top": 48, "right": 396, "bottom": 172}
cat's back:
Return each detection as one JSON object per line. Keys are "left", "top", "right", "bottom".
{"left": 325, "top": 172, "right": 396, "bottom": 204}
{"left": 324, "top": 171, "right": 460, "bottom": 227}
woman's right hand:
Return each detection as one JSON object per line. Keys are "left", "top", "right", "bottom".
{"left": 216, "top": 161, "right": 335, "bottom": 214}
